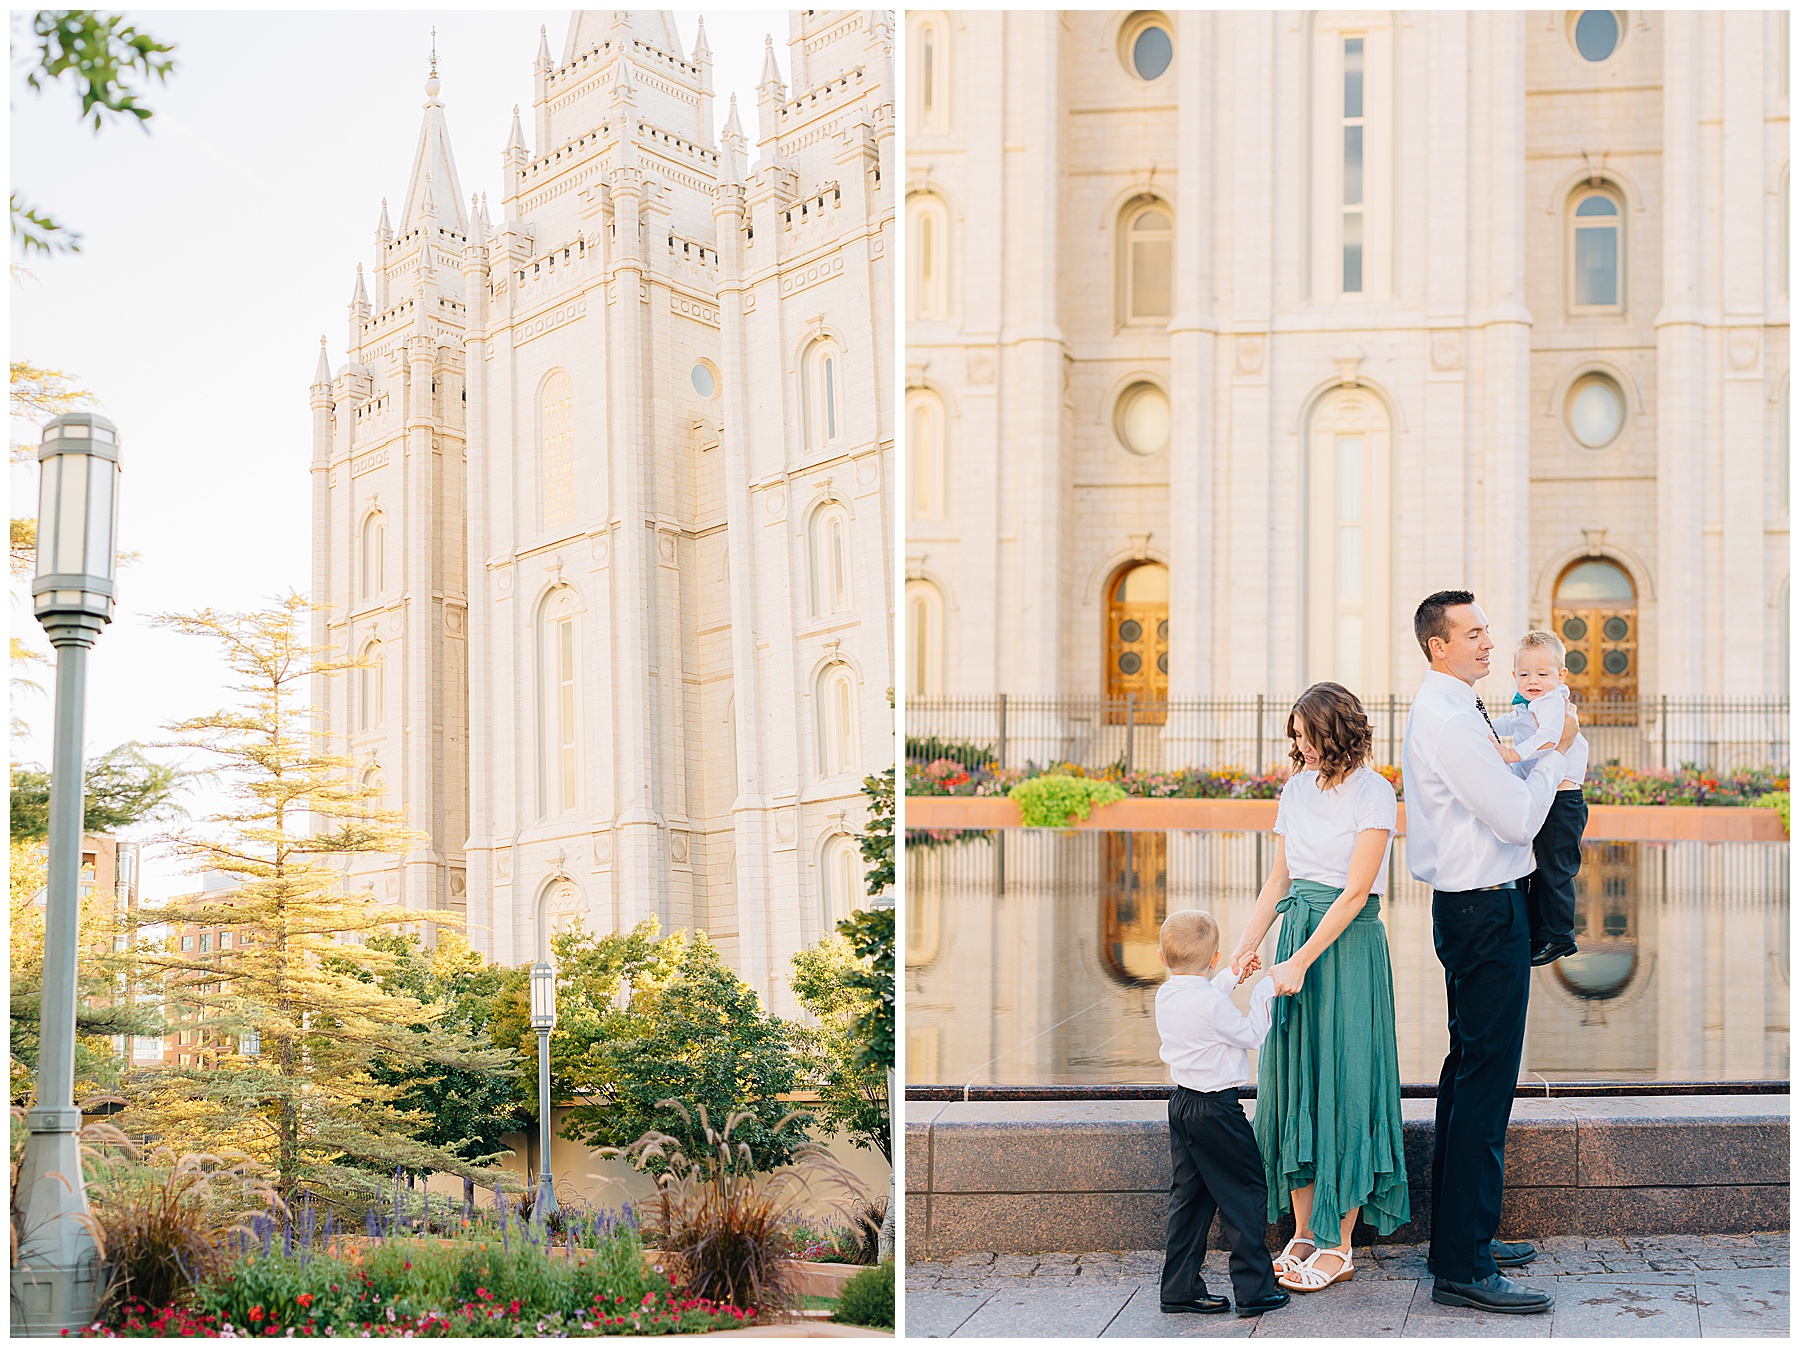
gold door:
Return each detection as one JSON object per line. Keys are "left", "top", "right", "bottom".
{"left": 1101, "top": 831, "right": 1168, "bottom": 987}
{"left": 1552, "top": 559, "right": 1638, "bottom": 727}
{"left": 1106, "top": 562, "right": 1168, "bottom": 724}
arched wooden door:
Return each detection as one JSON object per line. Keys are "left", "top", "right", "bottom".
{"left": 1101, "top": 831, "right": 1168, "bottom": 987}
{"left": 1553, "top": 559, "right": 1637, "bottom": 723}
{"left": 1106, "top": 562, "right": 1168, "bottom": 722}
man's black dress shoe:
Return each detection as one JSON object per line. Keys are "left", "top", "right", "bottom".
{"left": 1529, "top": 940, "right": 1578, "bottom": 967}
{"left": 1431, "top": 1273, "right": 1552, "bottom": 1314}
{"left": 1159, "top": 1292, "right": 1229, "bottom": 1314}
{"left": 1233, "top": 1289, "right": 1291, "bottom": 1318}
{"left": 1491, "top": 1239, "right": 1537, "bottom": 1268}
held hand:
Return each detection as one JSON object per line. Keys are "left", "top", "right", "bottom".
{"left": 1269, "top": 958, "right": 1305, "bottom": 997}
{"left": 1237, "top": 951, "right": 1263, "bottom": 981}
{"left": 1496, "top": 744, "right": 1522, "bottom": 764}
{"left": 1557, "top": 703, "right": 1580, "bottom": 752}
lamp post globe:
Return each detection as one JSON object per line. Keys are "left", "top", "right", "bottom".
{"left": 13, "top": 412, "right": 122, "bottom": 1334}
{"left": 529, "top": 961, "right": 559, "bottom": 1226}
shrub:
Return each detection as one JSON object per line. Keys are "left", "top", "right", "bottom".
{"left": 1008, "top": 774, "right": 1126, "bottom": 827}
{"left": 1753, "top": 790, "right": 1790, "bottom": 832}
{"left": 621, "top": 1101, "right": 864, "bottom": 1313}
{"left": 831, "top": 1259, "right": 894, "bottom": 1329}
{"left": 903, "top": 735, "right": 993, "bottom": 770}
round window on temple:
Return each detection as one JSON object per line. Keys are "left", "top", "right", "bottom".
{"left": 1570, "top": 11, "right": 1623, "bottom": 63}
{"left": 1114, "top": 380, "right": 1171, "bottom": 456}
{"left": 691, "top": 360, "right": 719, "bottom": 399}
{"left": 1120, "top": 13, "right": 1173, "bottom": 82}
{"left": 1566, "top": 372, "right": 1625, "bottom": 448}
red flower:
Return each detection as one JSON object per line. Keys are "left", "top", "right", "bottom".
{"left": 249, "top": 1306, "right": 265, "bottom": 1323}
{"left": 296, "top": 1293, "right": 313, "bottom": 1309}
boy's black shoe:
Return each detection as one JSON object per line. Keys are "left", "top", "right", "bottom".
{"left": 1233, "top": 1290, "right": 1291, "bottom": 1317}
{"left": 1529, "top": 940, "right": 1578, "bottom": 967}
{"left": 1160, "top": 1293, "right": 1229, "bottom": 1314}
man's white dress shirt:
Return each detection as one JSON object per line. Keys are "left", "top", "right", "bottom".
{"left": 1401, "top": 670, "right": 1569, "bottom": 891}
{"left": 1156, "top": 965, "right": 1277, "bottom": 1093}
{"left": 1490, "top": 686, "right": 1589, "bottom": 787}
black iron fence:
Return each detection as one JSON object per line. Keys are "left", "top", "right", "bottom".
{"left": 905, "top": 695, "right": 1789, "bottom": 774}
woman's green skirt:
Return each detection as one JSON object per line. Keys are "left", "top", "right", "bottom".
{"left": 1253, "top": 877, "right": 1410, "bottom": 1239}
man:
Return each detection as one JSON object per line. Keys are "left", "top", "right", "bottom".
{"left": 1401, "top": 591, "right": 1579, "bottom": 1315}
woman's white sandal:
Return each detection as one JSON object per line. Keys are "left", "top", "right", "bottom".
{"left": 1277, "top": 1246, "right": 1354, "bottom": 1292}
{"left": 1272, "top": 1236, "right": 1316, "bottom": 1278}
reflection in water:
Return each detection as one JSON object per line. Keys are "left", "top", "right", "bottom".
{"left": 905, "top": 833, "right": 1789, "bottom": 1086}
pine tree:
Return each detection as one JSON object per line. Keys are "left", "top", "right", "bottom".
{"left": 126, "top": 594, "right": 512, "bottom": 1203}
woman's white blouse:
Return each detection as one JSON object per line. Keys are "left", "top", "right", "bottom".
{"left": 1273, "top": 766, "right": 1398, "bottom": 895}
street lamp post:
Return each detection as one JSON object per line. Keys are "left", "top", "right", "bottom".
{"left": 528, "top": 961, "right": 559, "bottom": 1229}
{"left": 13, "top": 412, "right": 122, "bottom": 1334}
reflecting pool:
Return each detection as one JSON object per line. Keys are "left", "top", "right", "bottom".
{"left": 905, "top": 833, "right": 1789, "bottom": 1086}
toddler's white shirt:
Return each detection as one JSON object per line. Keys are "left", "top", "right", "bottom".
{"left": 1156, "top": 965, "right": 1276, "bottom": 1093}
{"left": 1490, "top": 685, "right": 1589, "bottom": 787}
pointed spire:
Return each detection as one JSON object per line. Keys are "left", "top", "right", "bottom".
{"left": 421, "top": 172, "right": 438, "bottom": 221}
{"left": 612, "top": 48, "right": 636, "bottom": 103}
{"left": 479, "top": 192, "right": 490, "bottom": 227}
{"left": 468, "top": 194, "right": 485, "bottom": 245}
{"left": 692, "top": 15, "right": 711, "bottom": 63}
{"left": 536, "top": 24, "right": 552, "bottom": 70}
{"left": 720, "top": 93, "right": 747, "bottom": 184}
{"left": 506, "top": 104, "right": 526, "bottom": 154}
{"left": 723, "top": 92, "right": 744, "bottom": 140}
{"left": 377, "top": 197, "right": 393, "bottom": 241}
{"left": 351, "top": 264, "right": 369, "bottom": 306}
{"left": 759, "top": 33, "right": 783, "bottom": 89}
{"left": 313, "top": 336, "right": 332, "bottom": 385}
{"left": 400, "top": 45, "right": 467, "bottom": 234}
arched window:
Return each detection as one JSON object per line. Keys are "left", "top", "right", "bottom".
{"left": 908, "top": 194, "right": 950, "bottom": 322}
{"left": 907, "top": 389, "right": 947, "bottom": 520}
{"left": 1305, "top": 389, "right": 1393, "bottom": 695}
{"left": 912, "top": 14, "right": 948, "bottom": 135}
{"left": 358, "top": 640, "right": 384, "bottom": 732}
{"left": 540, "top": 370, "right": 576, "bottom": 534}
{"left": 802, "top": 339, "right": 845, "bottom": 450}
{"left": 1570, "top": 188, "right": 1624, "bottom": 312}
{"left": 905, "top": 579, "right": 946, "bottom": 698}
{"left": 815, "top": 662, "right": 858, "bottom": 776}
{"left": 537, "top": 879, "right": 584, "bottom": 964}
{"left": 1553, "top": 558, "right": 1637, "bottom": 716}
{"left": 359, "top": 512, "right": 385, "bottom": 603}
{"left": 538, "top": 588, "right": 580, "bottom": 816}
{"left": 818, "top": 832, "right": 865, "bottom": 930}
{"left": 1119, "top": 199, "right": 1173, "bottom": 323}
{"left": 360, "top": 766, "right": 385, "bottom": 815}
{"left": 808, "top": 503, "right": 853, "bottom": 617}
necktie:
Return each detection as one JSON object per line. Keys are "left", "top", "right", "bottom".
{"left": 1475, "top": 697, "right": 1500, "bottom": 744}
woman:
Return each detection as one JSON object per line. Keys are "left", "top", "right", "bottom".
{"left": 1228, "top": 682, "right": 1408, "bottom": 1293}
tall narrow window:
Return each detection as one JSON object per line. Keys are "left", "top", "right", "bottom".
{"left": 914, "top": 16, "right": 948, "bottom": 134}
{"left": 538, "top": 589, "right": 580, "bottom": 816}
{"left": 816, "top": 663, "right": 857, "bottom": 776}
{"left": 1306, "top": 391, "right": 1392, "bottom": 694}
{"left": 824, "top": 357, "right": 838, "bottom": 440}
{"left": 1342, "top": 38, "right": 1365, "bottom": 294}
{"left": 1121, "top": 200, "right": 1173, "bottom": 322}
{"left": 540, "top": 370, "right": 575, "bottom": 534}
{"left": 1570, "top": 190, "right": 1623, "bottom": 311}
{"left": 803, "top": 340, "right": 846, "bottom": 449}
{"left": 907, "top": 390, "right": 947, "bottom": 519}
{"left": 808, "top": 504, "right": 853, "bottom": 616}
{"left": 906, "top": 579, "right": 946, "bottom": 698}
{"left": 360, "top": 513, "right": 384, "bottom": 602}
{"left": 819, "top": 833, "right": 864, "bottom": 928}
{"left": 908, "top": 194, "right": 950, "bottom": 321}
{"left": 358, "top": 641, "right": 384, "bottom": 732}
{"left": 558, "top": 618, "right": 576, "bottom": 809}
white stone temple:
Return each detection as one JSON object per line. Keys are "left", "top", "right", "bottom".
{"left": 308, "top": 10, "right": 895, "bottom": 1011}
{"left": 903, "top": 10, "right": 1789, "bottom": 708}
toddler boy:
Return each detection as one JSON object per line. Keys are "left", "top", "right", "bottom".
{"left": 1492, "top": 630, "right": 1589, "bottom": 965}
{"left": 1155, "top": 909, "right": 1286, "bottom": 1318}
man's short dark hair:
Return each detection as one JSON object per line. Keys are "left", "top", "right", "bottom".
{"left": 1415, "top": 590, "right": 1476, "bottom": 660}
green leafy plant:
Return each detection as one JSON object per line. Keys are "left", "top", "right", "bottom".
{"left": 831, "top": 1258, "right": 894, "bottom": 1329}
{"left": 621, "top": 1103, "right": 864, "bottom": 1314}
{"left": 790, "top": 937, "right": 889, "bottom": 1159}
{"left": 1007, "top": 773, "right": 1126, "bottom": 828}
{"left": 1753, "top": 790, "right": 1789, "bottom": 833}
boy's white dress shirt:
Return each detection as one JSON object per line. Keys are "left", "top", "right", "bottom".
{"left": 1156, "top": 965, "right": 1277, "bottom": 1093}
{"left": 1401, "top": 670, "right": 1569, "bottom": 891}
{"left": 1489, "top": 685, "right": 1590, "bottom": 786}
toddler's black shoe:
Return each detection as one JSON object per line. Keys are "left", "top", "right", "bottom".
{"left": 1160, "top": 1293, "right": 1229, "bottom": 1314}
{"left": 1234, "top": 1290, "right": 1291, "bottom": 1317}
{"left": 1529, "top": 940, "right": 1577, "bottom": 967}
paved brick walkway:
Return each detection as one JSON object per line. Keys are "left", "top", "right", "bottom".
{"left": 905, "top": 1233, "right": 1788, "bottom": 1337}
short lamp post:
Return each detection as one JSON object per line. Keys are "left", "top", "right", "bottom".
{"left": 528, "top": 961, "right": 560, "bottom": 1227}
{"left": 13, "top": 412, "right": 122, "bottom": 1334}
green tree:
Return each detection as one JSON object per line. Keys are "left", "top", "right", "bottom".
{"left": 123, "top": 594, "right": 510, "bottom": 1203}
{"left": 858, "top": 767, "right": 895, "bottom": 896}
{"left": 544, "top": 919, "right": 812, "bottom": 1173}
{"left": 10, "top": 743, "right": 184, "bottom": 841}
{"left": 12, "top": 10, "right": 176, "bottom": 255}
{"left": 790, "top": 934, "right": 890, "bottom": 1161}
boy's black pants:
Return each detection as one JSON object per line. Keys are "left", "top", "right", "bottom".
{"left": 1525, "top": 789, "right": 1586, "bottom": 948}
{"left": 1162, "top": 1085, "right": 1275, "bottom": 1305}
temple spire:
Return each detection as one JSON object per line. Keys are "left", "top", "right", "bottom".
{"left": 399, "top": 46, "right": 467, "bottom": 234}
{"left": 313, "top": 336, "right": 331, "bottom": 386}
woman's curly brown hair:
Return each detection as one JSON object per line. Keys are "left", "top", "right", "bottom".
{"left": 1286, "top": 682, "right": 1375, "bottom": 786}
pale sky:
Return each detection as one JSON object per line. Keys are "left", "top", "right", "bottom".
{"left": 10, "top": 8, "right": 789, "bottom": 900}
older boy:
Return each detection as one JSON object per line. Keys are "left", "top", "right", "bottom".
{"left": 1155, "top": 909, "right": 1287, "bottom": 1318}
